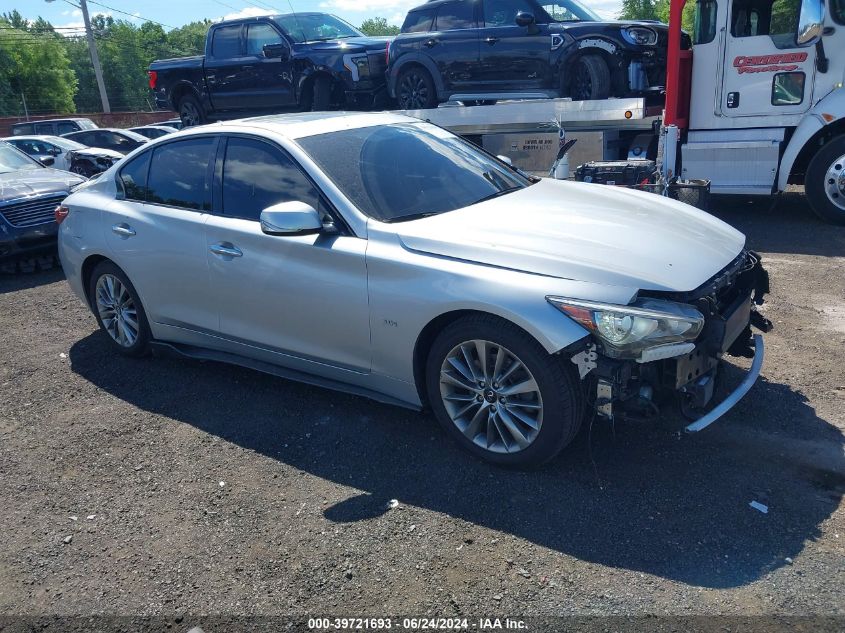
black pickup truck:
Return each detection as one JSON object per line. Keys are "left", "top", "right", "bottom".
{"left": 148, "top": 13, "right": 391, "bottom": 125}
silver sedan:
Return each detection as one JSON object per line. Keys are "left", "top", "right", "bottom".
{"left": 58, "top": 112, "right": 770, "bottom": 466}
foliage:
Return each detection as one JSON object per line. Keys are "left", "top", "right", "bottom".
{"left": 618, "top": 0, "right": 695, "bottom": 31}
{"left": 359, "top": 17, "right": 400, "bottom": 36}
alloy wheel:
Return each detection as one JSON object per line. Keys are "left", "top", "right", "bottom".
{"left": 181, "top": 101, "right": 201, "bottom": 127}
{"left": 572, "top": 63, "right": 593, "bottom": 101}
{"left": 439, "top": 339, "right": 543, "bottom": 454}
{"left": 399, "top": 73, "right": 430, "bottom": 109}
{"left": 824, "top": 153, "right": 845, "bottom": 211}
{"left": 95, "top": 274, "right": 139, "bottom": 348}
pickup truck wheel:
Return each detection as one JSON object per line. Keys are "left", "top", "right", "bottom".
{"left": 425, "top": 314, "right": 583, "bottom": 468}
{"left": 568, "top": 54, "right": 611, "bottom": 101}
{"left": 397, "top": 67, "right": 437, "bottom": 110}
{"left": 311, "top": 75, "right": 333, "bottom": 112}
{"left": 805, "top": 135, "right": 845, "bottom": 225}
{"left": 178, "top": 95, "right": 205, "bottom": 127}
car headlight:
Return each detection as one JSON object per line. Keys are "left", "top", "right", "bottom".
{"left": 343, "top": 53, "right": 370, "bottom": 80}
{"left": 546, "top": 296, "right": 704, "bottom": 358}
{"left": 621, "top": 26, "right": 658, "bottom": 46}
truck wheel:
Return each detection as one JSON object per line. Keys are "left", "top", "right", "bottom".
{"left": 397, "top": 67, "right": 437, "bottom": 110}
{"left": 178, "top": 94, "right": 205, "bottom": 127}
{"left": 805, "top": 135, "right": 845, "bottom": 225}
{"left": 311, "top": 75, "right": 333, "bottom": 112}
{"left": 425, "top": 314, "right": 583, "bottom": 468}
{"left": 568, "top": 54, "right": 611, "bottom": 101}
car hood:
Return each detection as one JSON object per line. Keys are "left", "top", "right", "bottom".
{"left": 72, "top": 147, "right": 123, "bottom": 160}
{"left": 300, "top": 35, "right": 392, "bottom": 53}
{"left": 0, "top": 168, "right": 86, "bottom": 201}
{"left": 393, "top": 179, "right": 745, "bottom": 293}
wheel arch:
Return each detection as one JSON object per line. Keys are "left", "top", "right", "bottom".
{"left": 170, "top": 81, "right": 202, "bottom": 112}
{"left": 411, "top": 308, "right": 589, "bottom": 407}
{"left": 390, "top": 54, "right": 444, "bottom": 100}
{"left": 80, "top": 253, "right": 111, "bottom": 310}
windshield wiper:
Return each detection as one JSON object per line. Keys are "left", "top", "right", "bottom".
{"left": 472, "top": 186, "right": 521, "bottom": 205}
{"left": 385, "top": 211, "right": 442, "bottom": 223}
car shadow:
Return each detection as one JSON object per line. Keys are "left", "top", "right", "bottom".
{"left": 0, "top": 267, "right": 65, "bottom": 294}
{"left": 709, "top": 192, "right": 845, "bottom": 257}
{"left": 69, "top": 332, "right": 844, "bottom": 590}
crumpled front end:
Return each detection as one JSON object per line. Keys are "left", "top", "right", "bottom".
{"left": 563, "top": 250, "right": 771, "bottom": 429}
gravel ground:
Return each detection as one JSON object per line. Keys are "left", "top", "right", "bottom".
{"left": 0, "top": 192, "right": 843, "bottom": 628}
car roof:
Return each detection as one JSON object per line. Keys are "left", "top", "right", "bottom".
{"left": 212, "top": 111, "right": 419, "bottom": 140}
{"left": 1, "top": 135, "right": 65, "bottom": 142}
{"left": 12, "top": 117, "right": 90, "bottom": 125}
{"left": 131, "top": 125, "right": 177, "bottom": 130}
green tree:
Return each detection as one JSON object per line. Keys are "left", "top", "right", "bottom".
{"left": 619, "top": 0, "right": 659, "bottom": 21}
{"left": 359, "top": 17, "right": 400, "bottom": 36}
{"left": 0, "top": 17, "right": 77, "bottom": 115}
{"left": 654, "top": 0, "right": 695, "bottom": 31}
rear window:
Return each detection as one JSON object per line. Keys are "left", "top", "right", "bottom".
{"left": 11, "top": 124, "right": 34, "bottom": 135}
{"left": 211, "top": 24, "right": 242, "bottom": 57}
{"left": 435, "top": 2, "right": 476, "bottom": 30}
{"left": 146, "top": 138, "right": 215, "bottom": 210}
{"left": 402, "top": 9, "right": 435, "bottom": 32}
{"left": 118, "top": 151, "right": 151, "bottom": 202}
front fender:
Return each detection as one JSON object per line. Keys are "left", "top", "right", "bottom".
{"left": 778, "top": 87, "right": 845, "bottom": 191}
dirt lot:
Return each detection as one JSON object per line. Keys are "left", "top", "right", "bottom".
{"left": 1, "top": 192, "right": 843, "bottom": 629}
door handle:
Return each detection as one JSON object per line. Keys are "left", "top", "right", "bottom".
{"left": 111, "top": 223, "right": 135, "bottom": 238}
{"left": 209, "top": 242, "right": 243, "bottom": 258}
{"left": 424, "top": 38, "right": 438, "bottom": 48}
{"left": 484, "top": 37, "right": 499, "bottom": 44}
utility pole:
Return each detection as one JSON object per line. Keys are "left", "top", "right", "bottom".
{"left": 79, "top": 0, "right": 110, "bottom": 113}
{"left": 46, "top": 0, "right": 110, "bottom": 113}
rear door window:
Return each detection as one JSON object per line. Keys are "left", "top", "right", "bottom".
{"left": 211, "top": 24, "right": 242, "bottom": 58}
{"left": 220, "top": 137, "right": 324, "bottom": 221}
{"left": 402, "top": 10, "right": 435, "bottom": 32}
{"left": 435, "top": 2, "right": 477, "bottom": 30}
{"left": 147, "top": 138, "right": 215, "bottom": 210}
{"left": 118, "top": 151, "right": 152, "bottom": 201}
{"left": 57, "top": 121, "right": 77, "bottom": 135}
{"left": 35, "top": 123, "right": 55, "bottom": 135}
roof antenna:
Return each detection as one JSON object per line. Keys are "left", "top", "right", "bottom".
{"left": 285, "top": 0, "right": 306, "bottom": 42}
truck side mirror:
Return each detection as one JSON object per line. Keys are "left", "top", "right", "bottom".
{"left": 263, "top": 42, "right": 290, "bottom": 60}
{"left": 796, "top": 0, "right": 824, "bottom": 46}
{"left": 515, "top": 11, "right": 535, "bottom": 27}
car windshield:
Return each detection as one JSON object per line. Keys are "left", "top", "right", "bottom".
{"left": 273, "top": 13, "right": 362, "bottom": 42}
{"left": 539, "top": 0, "right": 600, "bottom": 21}
{"left": 297, "top": 123, "right": 532, "bottom": 222}
{"left": 49, "top": 137, "right": 87, "bottom": 150}
{"left": 0, "top": 143, "right": 42, "bottom": 173}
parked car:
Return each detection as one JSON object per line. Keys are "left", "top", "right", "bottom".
{"left": 388, "top": 0, "right": 682, "bottom": 108}
{"left": 3, "top": 135, "right": 123, "bottom": 176}
{"left": 62, "top": 128, "right": 149, "bottom": 155}
{"left": 161, "top": 118, "right": 184, "bottom": 130}
{"left": 147, "top": 12, "right": 392, "bottom": 126}
{"left": 128, "top": 125, "right": 179, "bottom": 139}
{"left": 0, "top": 142, "right": 86, "bottom": 272}
{"left": 58, "top": 112, "right": 769, "bottom": 467}
{"left": 10, "top": 117, "right": 98, "bottom": 137}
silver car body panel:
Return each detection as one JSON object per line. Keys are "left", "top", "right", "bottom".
{"left": 59, "top": 113, "right": 748, "bottom": 409}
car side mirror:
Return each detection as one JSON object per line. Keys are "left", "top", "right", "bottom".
{"left": 260, "top": 201, "right": 323, "bottom": 235}
{"left": 515, "top": 11, "right": 535, "bottom": 27}
{"left": 796, "top": 0, "right": 824, "bottom": 46}
{"left": 496, "top": 154, "right": 513, "bottom": 166}
{"left": 39, "top": 156, "right": 55, "bottom": 166}
{"left": 263, "top": 42, "right": 290, "bottom": 60}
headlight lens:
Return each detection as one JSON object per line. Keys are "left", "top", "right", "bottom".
{"left": 344, "top": 54, "right": 370, "bottom": 79}
{"left": 547, "top": 296, "right": 704, "bottom": 358}
{"left": 621, "top": 26, "right": 658, "bottom": 46}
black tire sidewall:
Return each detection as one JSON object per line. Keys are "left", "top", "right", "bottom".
{"left": 397, "top": 67, "right": 437, "bottom": 110}
{"left": 569, "top": 55, "right": 611, "bottom": 101}
{"left": 805, "top": 136, "right": 845, "bottom": 225}
{"left": 179, "top": 95, "right": 205, "bottom": 127}
{"left": 425, "top": 316, "right": 582, "bottom": 468}
{"left": 88, "top": 261, "right": 151, "bottom": 357}
{"left": 311, "top": 76, "right": 332, "bottom": 112}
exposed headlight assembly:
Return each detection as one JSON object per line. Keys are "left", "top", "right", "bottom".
{"left": 547, "top": 296, "right": 704, "bottom": 359}
{"left": 343, "top": 53, "right": 370, "bottom": 80}
{"left": 621, "top": 26, "right": 658, "bottom": 46}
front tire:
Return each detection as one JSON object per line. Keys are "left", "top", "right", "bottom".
{"left": 397, "top": 66, "right": 437, "bottom": 110}
{"left": 311, "top": 75, "right": 333, "bottom": 112}
{"left": 805, "top": 135, "right": 845, "bottom": 224}
{"left": 567, "top": 54, "right": 611, "bottom": 101}
{"left": 88, "top": 261, "right": 151, "bottom": 357}
{"left": 425, "top": 315, "right": 583, "bottom": 467}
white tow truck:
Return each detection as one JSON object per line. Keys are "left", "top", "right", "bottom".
{"left": 403, "top": 0, "right": 845, "bottom": 224}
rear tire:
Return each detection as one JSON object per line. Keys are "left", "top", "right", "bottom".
{"left": 88, "top": 261, "right": 151, "bottom": 357}
{"left": 178, "top": 94, "right": 205, "bottom": 127}
{"left": 425, "top": 314, "right": 583, "bottom": 468}
{"left": 805, "top": 135, "right": 845, "bottom": 225}
{"left": 567, "top": 54, "right": 611, "bottom": 101}
{"left": 397, "top": 66, "right": 438, "bottom": 110}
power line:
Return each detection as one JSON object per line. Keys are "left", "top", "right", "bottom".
{"left": 85, "top": 0, "right": 176, "bottom": 29}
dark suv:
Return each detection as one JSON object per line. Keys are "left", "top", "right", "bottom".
{"left": 388, "top": 0, "right": 677, "bottom": 109}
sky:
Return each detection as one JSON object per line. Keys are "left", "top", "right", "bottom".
{"left": 6, "top": 0, "right": 623, "bottom": 35}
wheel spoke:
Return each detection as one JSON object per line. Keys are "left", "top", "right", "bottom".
{"left": 504, "top": 403, "right": 540, "bottom": 430}
{"left": 497, "top": 408, "right": 531, "bottom": 450}
{"left": 474, "top": 340, "right": 489, "bottom": 383}
{"left": 500, "top": 377, "right": 538, "bottom": 397}
{"left": 446, "top": 355, "right": 476, "bottom": 384}
{"left": 440, "top": 370, "right": 477, "bottom": 392}
{"left": 459, "top": 344, "right": 479, "bottom": 383}
{"left": 496, "top": 357, "right": 522, "bottom": 384}
{"left": 463, "top": 404, "right": 487, "bottom": 441}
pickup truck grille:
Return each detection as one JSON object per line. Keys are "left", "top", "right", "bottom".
{"left": 0, "top": 195, "right": 64, "bottom": 227}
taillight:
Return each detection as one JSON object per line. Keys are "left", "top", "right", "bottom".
{"left": 148, "top": 70, "right": 157, "bottom": 90}
{"left": 55, "top": 205, "right": 70, "bottom": 225}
